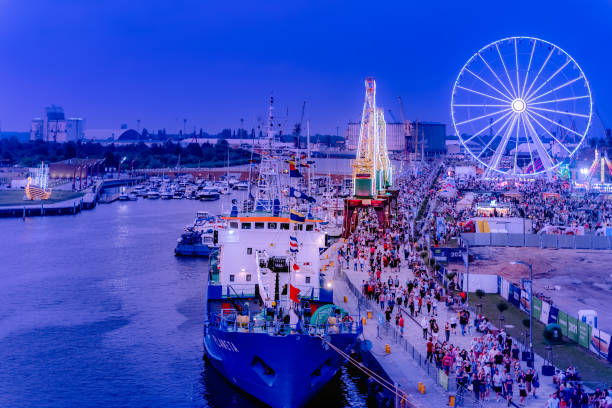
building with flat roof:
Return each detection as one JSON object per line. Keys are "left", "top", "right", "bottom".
{"left": 347, "top": 120, "right": 447, "bottom": 155}
{"left": 346, "top": 122, "right": 406, "bottom": 151}
{"left": 30, "top": 106, "right": 85, "bottom": 142}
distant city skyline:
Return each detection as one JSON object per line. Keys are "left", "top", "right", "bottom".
{"left": 0, "top": 1, "right": 611, "bottom": 137}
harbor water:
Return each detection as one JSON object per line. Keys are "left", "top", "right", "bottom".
{"left": 0, "top": 196, "right": 371, "bottom": 407}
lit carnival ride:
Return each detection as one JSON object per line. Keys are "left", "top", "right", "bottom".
{"left": 451, "top": 36, "right": 592, "bottom": 176}
{"left": 25, "top": 162, "right": 52, "bottom": 200}
{"left": 343, "top": 78, "right": 397, "bottom": 237}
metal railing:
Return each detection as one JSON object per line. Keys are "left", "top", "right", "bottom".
{"left": 207, "top": 310, "right": 362, "bottom": 336}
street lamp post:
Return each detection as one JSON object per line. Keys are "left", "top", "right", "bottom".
{"left": 464, "top": 239, "right": 470, "bottom": 306}
{"left": 511, "top": 260, "right": 533, "bottom": 366}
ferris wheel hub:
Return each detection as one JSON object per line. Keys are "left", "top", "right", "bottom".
{"left": 511, "top": 98, "right": 526, "bottom": 113}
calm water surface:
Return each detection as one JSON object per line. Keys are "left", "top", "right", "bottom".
{"left": 0, "top": 196, "right": 368, "bottom": 407}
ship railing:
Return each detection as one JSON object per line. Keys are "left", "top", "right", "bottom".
{"left": 209, "top": 312, "right": 362, "bottom": 336}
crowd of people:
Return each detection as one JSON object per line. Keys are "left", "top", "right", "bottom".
{"left": 336, "top": 159, "right": 612, "bottom": 407}
{"left": 429, "top": 162, "right": 612, "bottom": 241}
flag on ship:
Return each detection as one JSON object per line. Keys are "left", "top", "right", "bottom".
{"left": 289, "top": 284, "right": 300, "bottom": 303}
{"left": 290, "top": 210, "right": 305, "bottom": 223}
{"left": 287, "top": 160, "right": 302, "bottom": 178}
{"left": 289, "top": 235, "right": 299, "bottom": 253}
{"left": 289, "top": 187, "right": 316, "bottom": 203}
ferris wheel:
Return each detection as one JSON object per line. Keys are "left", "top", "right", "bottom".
{"left": 451, "top": 36, "right": 592, "bottom": 176}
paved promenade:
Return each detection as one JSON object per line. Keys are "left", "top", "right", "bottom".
{"left": 332, "top": 241, "right": 558, "bottom": 407}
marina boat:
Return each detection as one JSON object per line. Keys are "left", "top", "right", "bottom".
{"left": 146, "top": 190, "right": 161, "bottom": 199}
{"left": 173, "top": 191, "right": 184, "bottom": 199}
{"left": 161, "top": 190, "right": 174, "bottom": 200}
{"left": 204, "top": 211, "right": 361, "bottom": 408}
{"left": 175, "top": 228, "right": 213, "bottom": 257}
{"left": 232, "top": 180, "right": 249, "bottom": 190}
{"left": 118, "top": 186, "right": 130, "bottom": 201}
{"left": 128, "top": 191, "right": 139, "bottom": 201}
{"left": 198, "top": 187, "right": 220, "bottom": 201}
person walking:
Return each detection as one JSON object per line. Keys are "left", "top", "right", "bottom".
{"left": 421, "top": 316, "right": 428, "bottom": 340}
{"left": 503, "top": 373, "right": 514, "bottom": 407}
{"left": 444, "top": 321, "right": 451, "bottom": 342}
{"left": 426, "top": 338, "right": 434, "bottom": 363}
{"left": 399, "top": 314, "right": 404, "bottom": 337}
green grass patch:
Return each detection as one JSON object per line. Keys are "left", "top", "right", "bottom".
{"left": 0, "top": 190, "right": 85, "bottom": 206}
{"left": 469, "top": 293, "right": 612, "bottom": 386}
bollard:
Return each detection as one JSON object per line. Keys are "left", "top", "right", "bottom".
{"left": 362, "top": 317, "right": 366, "bottom": 326}
{"left": 367, "top": 310, "right": 372, "bottom": 320}
{"left": 448, "top": 393, "right": 455, "bottom": 407}
{"left": 385, "top": 344, "right": 391, "bottom": 354}
{"left": 343, "top": 295, "right": 347, "bottom": 303}
{"left": 417, "top": 382, "right": 423, "bottom": 393}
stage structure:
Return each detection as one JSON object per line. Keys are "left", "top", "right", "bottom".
{"left": 343, "top": 78, "right": 397, "bottom": 237}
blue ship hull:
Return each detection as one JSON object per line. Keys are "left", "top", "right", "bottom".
{"left": 204, "top": 325, "right": 360, "bottom": 408}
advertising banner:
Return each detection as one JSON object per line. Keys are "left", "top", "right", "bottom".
{"left": 567, "top": 315, "right": 579, "bottom": 343}
{"left": 509, "top": 284, "right": 521, "bottom": 307}
{"left": 532, "top": 297, "right": 542, "bottom": 321}
{"left": 540, "top": 301, "right": 550, "bottom": 325}
{"left": 578, "top": 321, "right": 591, "bottom": 349}
{"left": 520, "top": 290, "right": 530, "bottom": 314}
{"left": 432, "top": 247, "right": 465, "bottom": 263}
{"left": 590, "top": 329, "right": 610, "bottom": 359}
{"left": 500, "top": 279, "right": 509, "bottom": 300}
{"left": 557, "top": 310, "right": 568, "bottom": 337}
{"left": 548, "top": 306, "right": 559, "bottom": 324}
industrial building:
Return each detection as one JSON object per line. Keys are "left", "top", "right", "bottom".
{"left": 346, "top": 121, "right": 447, "bottom": 155}
{"left": 30, "top": 106, "right": 85, "bottom": 142}
{"left": 346, "top": 122, "right": 406, "bottom": 151}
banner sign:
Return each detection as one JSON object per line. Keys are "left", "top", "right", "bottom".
{"left": 548, "top": 306, "right": 559, "bottom": 324}
{"left": 578, "top": 321, "right": 591, "bottom": 349}
{"left": 431, "top": 247, "right": 465, "bottom": 263}
{"left": 590, "top": 329, "right": 611, "bottom": 359}
{"left": 557, "top": 310, "right": 568, "bottom": 337}
{"left": 532, "top": 297, "right": 542, "bottom": 321}
{"left": 540, "top": 301, "right": 550, "bottom": 325}
{"left": 509, "top": 284, "right": 521, "bottom": 307}
{"left": 520, "top": 290, "right": 530, "bottom": 314}
{"left": 500, "top": 279, "right": 509, "bottom": 300}
{"left": 567, "top": 315, "right": 579, "bottom": 343}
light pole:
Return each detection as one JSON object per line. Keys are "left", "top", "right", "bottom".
{"left": 464, "top": 239, "right": 470, "bottom": 306}
{"left": 511, "top": 260, "right": 533, "bottom": 366}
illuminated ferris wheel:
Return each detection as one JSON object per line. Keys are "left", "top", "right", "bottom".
{"left": 451, "top": 36, "right": 592, "bottom": 176}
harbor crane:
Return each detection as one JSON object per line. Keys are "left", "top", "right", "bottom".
{"left": 293, "top": 101, "right": 306, "bottom": 148}
{"left": 397, "top": 96, "right": 415, "bottom": 160}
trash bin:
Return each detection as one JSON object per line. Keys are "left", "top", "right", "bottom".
{"left": 448, "top": 393, "right": 455, "bottom": 407}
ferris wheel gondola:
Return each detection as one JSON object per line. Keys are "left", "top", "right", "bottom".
{"left": 451, "top": 36, "right": 592, "bottom": 176}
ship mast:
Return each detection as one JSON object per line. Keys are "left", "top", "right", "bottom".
{"left": 254, "top": 95, "right": 282, "bottom": 213}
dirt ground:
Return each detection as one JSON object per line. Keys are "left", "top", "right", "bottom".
{"left": 448, "top": 246, "right": 612, "bottom": 331}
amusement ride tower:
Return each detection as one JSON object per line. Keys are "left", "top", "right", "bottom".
{"left": 343, "top": 78, "right": 397, "bottom": 237}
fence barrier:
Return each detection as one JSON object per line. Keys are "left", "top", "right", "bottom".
{"left": 461, "top": 232, "right": 612, "bottom": 250}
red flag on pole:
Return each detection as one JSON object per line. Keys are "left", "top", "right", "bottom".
{"left": 289, "top": 284, "right": 300, "bottom": 303}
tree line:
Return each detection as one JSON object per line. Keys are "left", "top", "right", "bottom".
{"left": 0, "top": 138, "right": 253, "bottom": 169}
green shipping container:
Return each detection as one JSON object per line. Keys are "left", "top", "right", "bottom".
{"left": 532, "top": 297, "right": 542, "bottom": 321}
{"left": 557, "top": 311, "right": 568, "bottom": 337}
{"left": 578, "top": 321, "right": 592, "bottom": 349}
{"left": 567, "top": 315, "right": 579, "bottom": 343}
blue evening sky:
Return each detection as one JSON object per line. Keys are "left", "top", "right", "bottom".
{"left": 0, "top": 0, "right": 610, "bottom": 135}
